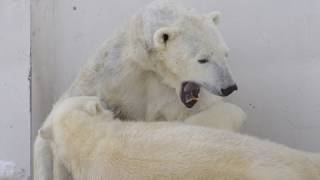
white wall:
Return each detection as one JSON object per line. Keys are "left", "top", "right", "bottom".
{"left": 0, "top": 0, "right": 30, "bottom": 178}
{"left": 32, "top": 0, "right": 320, "bottom": 152}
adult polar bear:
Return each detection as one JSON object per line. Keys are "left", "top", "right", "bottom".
{"left": 34, "top": 0, "right": 246, "bottom": 179}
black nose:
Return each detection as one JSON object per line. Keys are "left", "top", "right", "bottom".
{"left": 221, "top": 84, "right": 238, "bottom": 96}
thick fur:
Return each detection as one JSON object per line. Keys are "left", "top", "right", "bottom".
{"left": 33, "top": 1, "right": 246, "bottom": 179}
{"left": 41, "top": 96, "right": 320, "bottom": 180}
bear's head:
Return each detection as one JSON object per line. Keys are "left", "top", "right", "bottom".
{"left": 140, "top": 0, "right": 237, "bottom": 108}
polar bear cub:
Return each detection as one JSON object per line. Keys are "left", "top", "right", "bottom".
{"left": 40, "top": 96, "right": 320, "bottom": 180}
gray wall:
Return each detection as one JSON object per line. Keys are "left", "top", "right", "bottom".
{"left": 32, "top": 0, "right": 320, "bottom": 151}
{"left": 0, "top": 0, "right": 30, "bottom": 178}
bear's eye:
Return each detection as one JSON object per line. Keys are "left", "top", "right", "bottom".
{"left": 162, "top": 33, "right": 169, "bottom": 43}
{"left": 198, "top": 59, "right": 209, "bottom": 64}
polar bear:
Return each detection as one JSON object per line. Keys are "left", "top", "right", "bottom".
{"left": 34, "top": 1, "right": 246, "bottom": 179}
{"left": 40, "top": 96, "right": 320, "bottom": 180}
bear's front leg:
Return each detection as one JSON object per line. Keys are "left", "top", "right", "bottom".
{"left": 184, "top": 102, "right": 246, "bottom": 132}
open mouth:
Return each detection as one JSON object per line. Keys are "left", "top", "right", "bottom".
{"left": 180, "top": 81, "right": 200, "bottom": 108}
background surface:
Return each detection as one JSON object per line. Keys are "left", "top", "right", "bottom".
{"left": 32, "top": 0, "right": 320, "bottom": 152}
{"left": 0, "top": 0, "right": 30, "bottom": 178}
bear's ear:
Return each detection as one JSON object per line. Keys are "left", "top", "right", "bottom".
{"left": 207, "top": 11, "right": 221, "bottom": 25}
{"left": 39, "top": 123, "right": 53, "bottom": 140}
{"left": 85, "top": 100, "right": 103, "bottom": 115}
{"left": 153, "top": 27, "right": 180, "bottom": 48}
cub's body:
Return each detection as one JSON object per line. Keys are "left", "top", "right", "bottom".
{"left": 41, "top": 97, "right": 320, "bottom": 180}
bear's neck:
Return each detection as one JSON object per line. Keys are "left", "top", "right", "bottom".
{"left": 102, "top": 62, "right": 152, "bottom": 120}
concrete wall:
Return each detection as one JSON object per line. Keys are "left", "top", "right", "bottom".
{"left": 32, "top": 0, "right": 320, "bottom": 152}
{"left": 0, "top": 0, "right": 30, "bottom": 178}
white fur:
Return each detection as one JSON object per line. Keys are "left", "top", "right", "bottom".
{"left": 42, "top": 96, "right": 320, "bottom": 180}
{"left": 34, "top": 1, "right": 246, "bottom": 179}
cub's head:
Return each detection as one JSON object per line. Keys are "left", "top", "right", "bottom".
{"left": 39, "top": 96, "right": 111, "bottom": 141}
{"left": 142, "top": 1, "right": 237, "bottom": 108}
